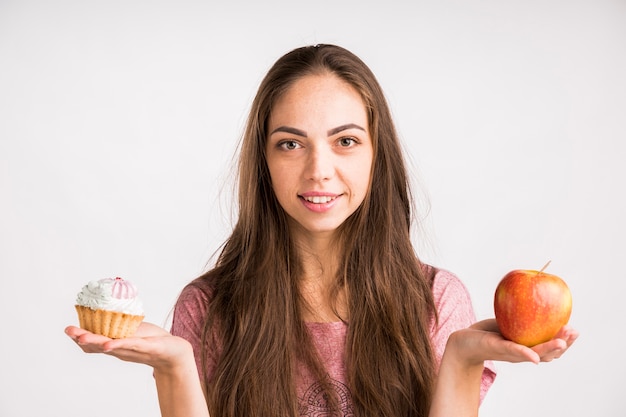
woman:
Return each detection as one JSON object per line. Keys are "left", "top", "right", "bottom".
{"left": 66, "top": 44, "right": 578, "bottom": 417}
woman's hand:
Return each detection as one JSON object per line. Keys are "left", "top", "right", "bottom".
{"left": 530, "top": 323, "right": 579, "bottom": 362}
{"left": 66, "top": 323, "right": 210, "bottom": 417}
{"left": 65, "top": 322, "right": 194, "bottom": 372}
{"left": 430, "top": 319, "right": 579, "bottom": 417}
{"left": 448, "top": 318, "right": 579, "bottom": 366}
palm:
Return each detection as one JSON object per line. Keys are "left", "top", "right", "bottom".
{"left": 65, "top": 322, "right": 194, "bottom": 369}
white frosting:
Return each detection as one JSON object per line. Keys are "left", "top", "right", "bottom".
{"left": 76, "top": 278, "right": 144, "bottom": 315}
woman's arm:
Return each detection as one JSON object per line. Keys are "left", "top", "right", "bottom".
{"left": 429, "top": 319, "right": 578, "bottom": 417}
{"left": 65, "top": 322, "right": 210, "bottom": 417}
{"left": 152, "top": 347, "right": 210, "bottom": 417}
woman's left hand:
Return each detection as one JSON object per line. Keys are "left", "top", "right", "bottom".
{"left": 448, "top": 318, "right": 579, "bottom": 365}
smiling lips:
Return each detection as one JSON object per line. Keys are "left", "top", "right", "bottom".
{"left": 302, "top": 195, "right": 336, "bottom": 204}
{"left": 299, "top": 193, "right": 341, "bottom": 213}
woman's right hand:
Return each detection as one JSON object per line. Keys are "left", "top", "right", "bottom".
{"left": 65, "top": 322, "right": 195, "bottom": 372}
{"left": 66, "top": 323, "right": 210, "bottom": 417}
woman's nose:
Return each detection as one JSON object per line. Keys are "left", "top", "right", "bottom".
{"left": 304, "top": 145, "right": 334, "bottom": 182}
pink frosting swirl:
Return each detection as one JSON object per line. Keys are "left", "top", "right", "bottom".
{"left": 109, "top": 277, "right": 139, "bottom": 299}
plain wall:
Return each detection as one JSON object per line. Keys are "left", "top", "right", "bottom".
{"left": 1, "top": 0, "right": 624, "bottom": 415}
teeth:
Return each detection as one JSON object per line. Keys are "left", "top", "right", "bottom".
{"left": 304, "top": 195, "right": 336, "bottom": 204}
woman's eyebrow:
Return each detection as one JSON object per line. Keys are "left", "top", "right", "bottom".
{"left": 270, "top": 126, "right": 307, "bottom": 137}
{"left": 270, "top": 123, "right": 365, "bottom": 138}
{"left": 327, "top": 123, "right": 365, "bottom": 136}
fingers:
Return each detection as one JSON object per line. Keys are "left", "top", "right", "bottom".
{"left": 462, "top": 320, "right": 579, "bottom": 365}
{"left": 65, "top": 325, "right": 89, "bottom": 340}
{"left": 65, "top": 322, "right": 169, "bottom": 346}
{"left": 64, "top": 324, "right": 194, "bottom": 370}
{"left": 498, "top": 339, "right": 541, "bottom": 364}
{"left": 531, "top": 325, "right": 579, "bottom": 362}
{"left": 66, "top": 326, "right": 153, "bottom": 364}
{"left": 65, "top": 325, "right": 146, "bottom": 354}
{"left": 448, "top": 327, "right": 540, "bottom": 366}
{"left": 65, "top": 325, "right": 115, "bottom": 354}
{"left": 555, "top": 325, "right": 580, "bottom": 346}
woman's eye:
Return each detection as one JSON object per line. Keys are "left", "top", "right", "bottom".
{"left": 279, "top": 140, "right": 301, "bottom": 150}
{"left": 338, "top": 137, "right": 357, "bottom": 147}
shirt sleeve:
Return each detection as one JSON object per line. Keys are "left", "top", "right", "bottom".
{"left": 429, "top": 268, "right": 497, "bottom": 403}
{"left": 171, "top": 282, "right": 213, "bottom": 381}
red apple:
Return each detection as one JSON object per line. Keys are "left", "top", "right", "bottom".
{"left": 494, "top": 265, "right": 572, "bottom": 347}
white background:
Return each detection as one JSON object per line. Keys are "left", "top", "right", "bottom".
{"left": 1, "top": 0, "right": 624, "bottom": 415}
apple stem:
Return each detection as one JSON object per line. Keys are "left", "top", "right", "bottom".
{"left": 539, "top": 260, "right": 552, "bottom": 273}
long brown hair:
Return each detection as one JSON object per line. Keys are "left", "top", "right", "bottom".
{"left": 197, "top": 44, "right": 437, "bottom": 417}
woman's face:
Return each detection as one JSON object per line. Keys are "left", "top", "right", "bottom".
{"left": 266, "top": 73, "right": 374, "bottom": 241}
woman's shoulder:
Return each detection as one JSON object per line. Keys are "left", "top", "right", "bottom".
{"left": 175, "top": 274, "right": 216, "bottom": 309}
{"left": 423, "top": 264, "right": 473, "bottom": 305}
{"left": 171, "top": 274, "right": 217, "bottom": 336}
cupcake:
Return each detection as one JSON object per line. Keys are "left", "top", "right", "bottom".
{"left": 75, "top": 277, "right": 144, "bottom": 339}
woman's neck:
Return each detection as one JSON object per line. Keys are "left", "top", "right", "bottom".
{"left": 295, "top": 234, "right": 347, "bottom": 323}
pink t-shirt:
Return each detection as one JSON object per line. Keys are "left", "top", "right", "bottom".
{"left": 171, "top": 267, "right": 496, "bottom": 414}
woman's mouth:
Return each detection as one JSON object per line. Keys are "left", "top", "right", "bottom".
{"left": 301, "top": 195, "right": 338, "bottom": 204}
{"left": 298, "top": 193, "right": 341, "bottom": 213}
